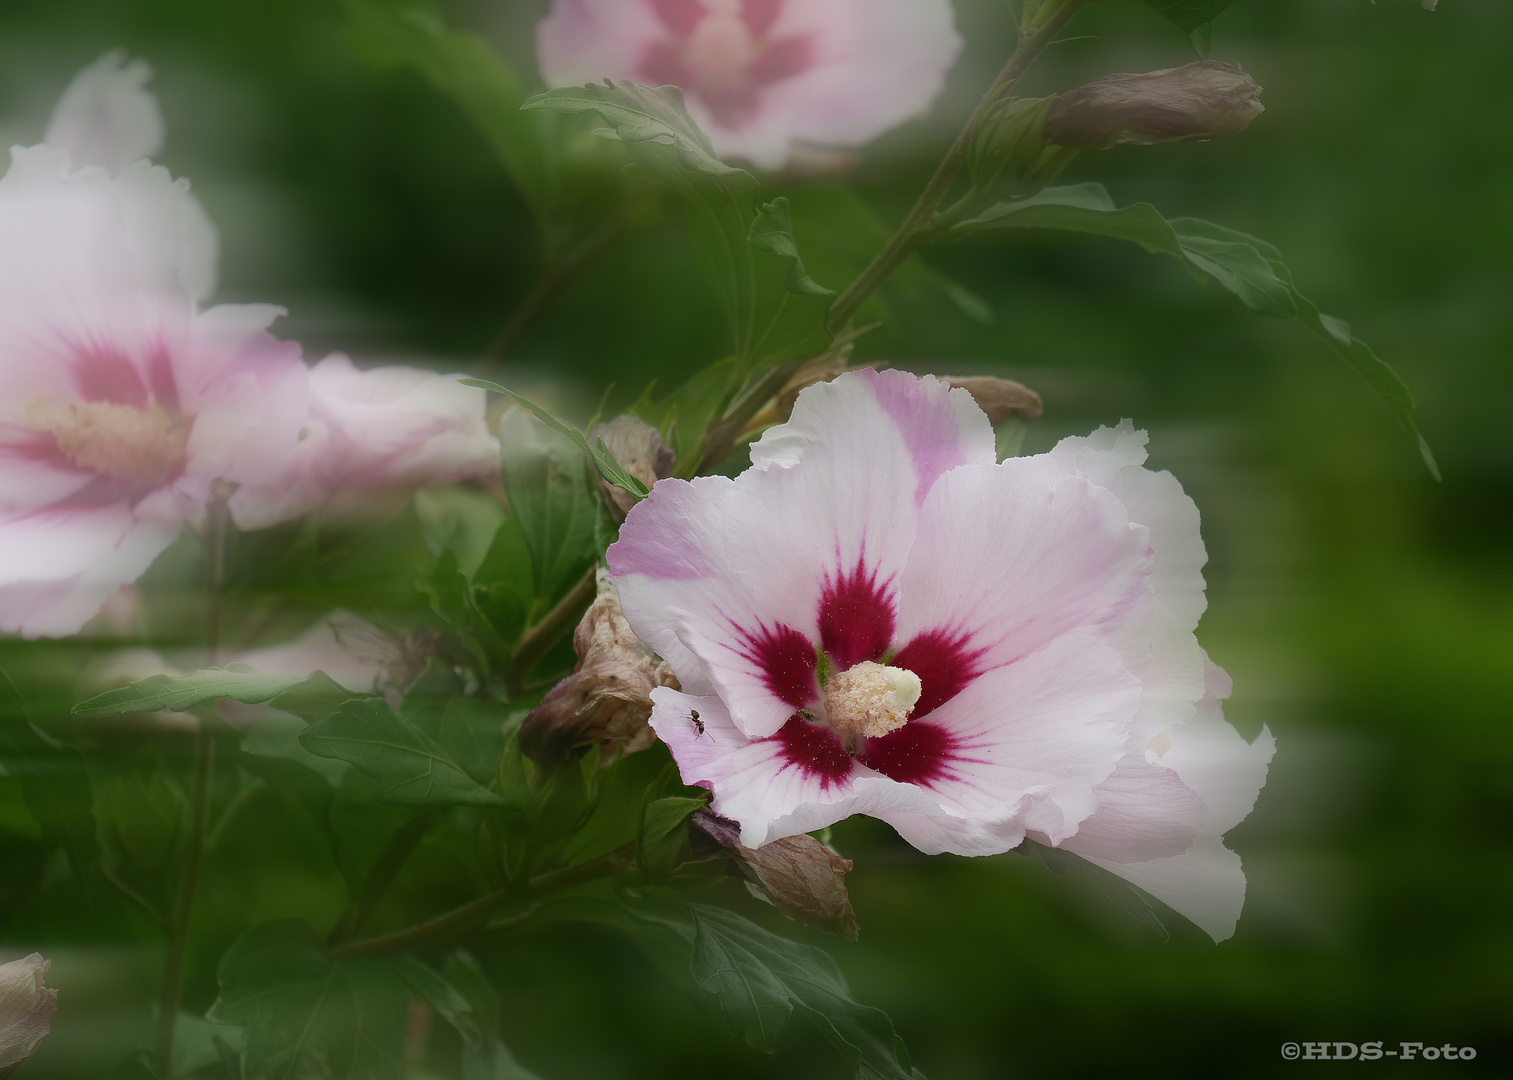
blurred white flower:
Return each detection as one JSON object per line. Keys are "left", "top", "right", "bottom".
{"left": 0, "top": 952, "right": 57, "bottom": 1077}
{"left": 229, "top": 354, "right": 499, "bottom": 529}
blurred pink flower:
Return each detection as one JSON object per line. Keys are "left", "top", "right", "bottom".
{"left": 229, "top": 354, "right": 499, "bottom": 528}
{"left": 610, "top": 371, "right": 1273, "bottom": 940}
{"left": 536, "top": 0, "right": 962, "bottom": 169}
{"left": 0, "top": 60, "right": 307, "bottom": 638}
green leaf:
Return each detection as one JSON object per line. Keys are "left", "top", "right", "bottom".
{"left": 524, "top": 83, "right": 833, "bottom": 371}
{"left": 301, "top": 698, "right": 506, "bottom": 807}
{"left": 207, "top": 918, "right": 408, "bottom": 1080}
{"left": 1143, "top": 0, "right": 1235, "bottom": 34}
{"left": 339, "top": 0, "right": 546, "bottom": 213}
{"left": 575, "top": 899, "right": 923, "bottom": 1080}
{"left": 0, "top": 673, "right": 102, "bottom": 903}
{"left": 628, "top": 357, "right": 743, "bottom": 471}
{"left": 743, "top": 198, "right": 836, "bottom": 370}
{"left": 523, "top": 81, "right": 741, "bottom": 183}
{"left": 472, "top": 379, "right": 651, "bottom": 505}
{"left": 955, "top": 184, "right": 1437, "bottom": 476}
{"left": 73, "top": 665, "right": 360, "bottom": 719}
{"left": 637, "top": 796, "right": 705, "bottom": 878}
{"left": 471, "top": 516, "right": 537, "bottom": 648}
{"left": 689, "top": 905, "right": 921, "bottom": 1077}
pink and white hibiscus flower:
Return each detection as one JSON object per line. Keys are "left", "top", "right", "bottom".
{"left": 609, "top": 370, "right": 1274, "bottom": 941}
{"left": 229, "top": 353, "right": 499, "bottom": 529}
{"left": 0, "top": 59, "right": 307, "bottom": 637}
{"left": 536, "top": 0, "right": 963, "bottom": 170}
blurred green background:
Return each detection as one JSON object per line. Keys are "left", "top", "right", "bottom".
{"left": 0, "top": 0, "right": 1509, "bottom": 1076}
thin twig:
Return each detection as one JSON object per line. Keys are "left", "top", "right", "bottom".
{"left": 507, "top": 565, "right": 598, "bottom": 698}
{"left": 155, "top": 494, "right": 229, "bottom": 1078}
{"left": 329, "top": 841, "right": 636, "bottom": 961}
{"left": 474, "top": 213, "right": 628, "bottom": 377}
{"left": 826, "top": 0, "right": 1088, "bottom": 332}
{"left": 328, "top": 806, "right": 446, "bottom": 946}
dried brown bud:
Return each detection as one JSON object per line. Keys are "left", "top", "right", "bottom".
{"left": 694, "top": 812, "right": 859, "bottom": 941}
{"left": 938, "top": 375, "right": 1044, "bottom": 423}
{"left": 1046, "top": 61, "right": 1263, "bottom": 150}
{"left": 520, "top": 571, "right": 677, "bottom": 764}
{"left": 591, "top": 415, "right": 675, "bottom": 518}
{"left": 0, "top": 953, "right": 57, "bottom": 1078}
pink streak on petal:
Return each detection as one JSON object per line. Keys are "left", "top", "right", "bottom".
{"left": 73, "top": 349, "right": 147, "bottom": 407}
{"left": 749, "top": 36, "right": 811, "bottom": 85}
{"left": 649, "top": 0, "right": 706, "bottom": 37}
{"left": 817, "top": 558, "right": 894, "bottom": 669}
{"left": 639, "top": 41, "right": 694, "bottom": 86}
{"left": 858, "top": 720, "right": 956, "bottom": 786}
{"left": 863, "top": 369, "right": 980, "bottom": 507}
{"left": 774, "top": 715, "right": 854, "bottom": 788}
{"left": 890, "top": 629, "right": 983, "bottom": 720}
{"left": 740, "top": 0, "right": 783, "bottom": 36}
{"left": 740, "top": 622, "right": 817, "bottom": 708}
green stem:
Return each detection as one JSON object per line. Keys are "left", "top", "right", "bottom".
{"left": 826, "top": 0, "right": 1087, "bottom": 332}
{"left": 474, "top": 212, "right": 628, "bottom": 376}
{"left": 692, "top": 359, "right": 806, "bottom": 476}
{"left": 507, "top": 566, "right": 599, "bottom": 699}
{"left": 329, "top": 841, "right": 637, "bottom": 962}
{"left": 328, "top": 807, "right": 446, "bottom": 946}
{"left": 155, "top": 726, "right": 215, "bottom": 1078}
{"left": 155, "top": 495, "right": 228, "bottom": 1078}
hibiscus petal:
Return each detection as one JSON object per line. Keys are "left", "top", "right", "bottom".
{"left": 1058, "top": 755, "right": 1207, "bottom": 863}
{"left": 43, "top": 51, "right": 166, "bottom": 177}
{"left": 894, "top": 453, "right": 1154, "bottom": 697}
{"left": 1077, "top": 660, "right": 1275, "bottom": 942}
{"left": 1084, "top": 837, "right": 1249, "bottom": 943}
{"left": 613, "top": 371, "right": 989, "bottom": 738}
{"left": 650, "top": 686, "right": 943, "bottom": 847}
{"left": 866, "top": 629, "right": 1139, "bottom": 853}
{"left": 0, "top": 507, "right": 180, "bottom": 638}
{"left": 1046, "top": 421, "right": 1208, "bottom": 632}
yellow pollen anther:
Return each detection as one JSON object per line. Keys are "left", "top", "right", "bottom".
{"left": 50, "top": 401, "right": 187, "bottom": 487}
{"left": 823, "top": 661, "right": 922, "bottom": 740}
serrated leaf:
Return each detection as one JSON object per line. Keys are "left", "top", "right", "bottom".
{"left": 524, "top": 81, "right": 741, "bottom": 182}
{"left": 472, "top": 379, "right": 648, "bottom": 509}
{"left": 208, "top": 919, "right": 407, "bottom": 1080}
{"left": 73, "top": 665, "right": 353, "bottom": 719}
{"left": 525, "top": 83, "right": 833, "bottom": 372}
{"left": 0, "top": 673, "right": 102, "bottom": 903}
{"left": 1143, "top": 0, "right": 1235, "bottom": 34}
{"left": 571, "top": 899, "right": 922, "bottom": 1079}
{"left": 301, "top": 698, "right": 506, "bottom": 807}
{"left": 956, "top": 184, "right": 1436, "bottom": 475}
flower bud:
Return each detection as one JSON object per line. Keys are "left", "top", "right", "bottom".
{"left": 520, "top": 570, "right": 677, "bottom": 765}
{"left": 967, "top": 94, "right": 1077, "bottom": 202}
{"left": 1045, "top": 61, "right": 1263, "bottom": 149}
{"left": 0, "top": 953, "right": 57, "bottom": 1077}
{"left": 693, "top": 812, "right": 859, "bottom": 941}
{"left": 591, "top": 415, "right": 675, "bottom": 519}
{"left": 938, "top": 375, "right": 1044, "bottom": 423}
